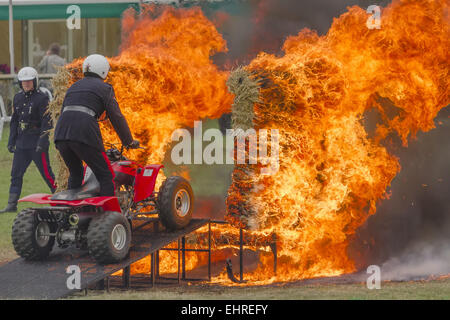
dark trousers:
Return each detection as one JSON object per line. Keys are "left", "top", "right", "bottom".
{"left": 55, "top": 141, "right": 115, "bottom": 196}
{"left": 10, "top": 148, "right": 56, "bottom": 195}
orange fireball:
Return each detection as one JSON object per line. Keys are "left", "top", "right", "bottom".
{"left": 60, "top": 1, "right": 450, "bottom": 284}
{"left": 66, "top": 5, "right": 233, "bottom": 166}
{"left": 224, "top": 0, "right": 450, "bottom": 283}
{"left": 62, "top": 5, "right": 234, "bottom": 276}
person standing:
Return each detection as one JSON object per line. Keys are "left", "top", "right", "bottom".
{"left": 36, "top": 43, "right": 66, "bottom": 92}
{"left": 0, "top": 67, "right": 56, "bottom": 213}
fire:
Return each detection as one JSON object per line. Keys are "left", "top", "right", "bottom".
{"left": 224, "top": 0, "right": 449, "bottom": 283}
{"left": 61, "top": 5, "right": 233, "bottom": 276}
{"left": 58, "top": 1, "right": 449, "bottom": 284}
{"left": 107, "top": 5, "right": 233, "bottom": 275}
{"left": 65, "top": 5, "right": 232, "bottom": 166}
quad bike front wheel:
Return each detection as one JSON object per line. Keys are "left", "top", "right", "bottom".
{"left": 158, "top": 176, "right": 194, "bottom": 230}
{"left": 87, "top": 211, "right": 131, "bottom": 264}
{"left": 11, "top": 209, "right": 55, "bottom": 260}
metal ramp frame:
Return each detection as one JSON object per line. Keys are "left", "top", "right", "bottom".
{"left": 0, "top": 218, "right": 214, "bottom": 299}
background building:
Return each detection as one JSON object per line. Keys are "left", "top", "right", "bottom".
{"left": 0, "top": 0, "right": 151, "bottom": 71}
{"left": 0, "top": 0, "right": 176, "bottom": 115}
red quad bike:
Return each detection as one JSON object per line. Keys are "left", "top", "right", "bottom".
{"left": 11, "top": 143, "right": 194, "bottom": 264}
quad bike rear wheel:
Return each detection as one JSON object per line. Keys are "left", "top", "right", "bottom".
{"left": 87, "top": 211, "right": 131, "bottom": 264}
{"left": 11, "top": 209, "right": 55, "bottom": 260}
{"left": 158, "top": 176, "right": 194, "bottom": 230}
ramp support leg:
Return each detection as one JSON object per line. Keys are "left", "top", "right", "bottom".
{"left": 156, "top": 250, "right": 160, "bottom": 278}
{"left": 240, "top": 227, "right": 244, "bottom": 282}
{"left": 123, "top": 266, "right": 130, "bottom": 288}
{"left": 96, "top": 279, "right": 105, "bottom": 290}
{"left": 208, "top": 222, "right": 211, "bottom": 281}
{"left": 151, "top": 252, "right": 156, "bottom": 287}
{"left": 96, "top": 277, "right": 110, "bottom": 292}
{"left": 181, "top": 236, "right": 186, "bottom": 280}
{"left": 177, "top": 238, "right": 181, "bottom": 284}
{"left": 271, "top": 233, "right": 277, "bottom": 276}
{"left": 154, "top": 221, "right": 160, "bottom": 279}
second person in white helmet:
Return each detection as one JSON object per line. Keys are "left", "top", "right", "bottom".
{"left": 1, "top": 66, "right": 56, "bottom": 213}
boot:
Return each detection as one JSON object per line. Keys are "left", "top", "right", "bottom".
{"left": 0, "top": 193, "right": 19, "bottom": 213}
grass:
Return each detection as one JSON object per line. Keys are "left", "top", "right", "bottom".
{"left": 0, "top": 123, "right": 57, "bottom": 262}
{"left": 162, "top": 118, "right": 234, "bottom": 197}
{"left": 69, "top": 278, "right": 450, "bottom": 300}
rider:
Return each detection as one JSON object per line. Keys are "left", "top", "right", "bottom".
{"left": 54, "top": 54, "right": 139, "bottom": 196}
{"left": 0, "top": 67, "right": 56, "bottom": 213}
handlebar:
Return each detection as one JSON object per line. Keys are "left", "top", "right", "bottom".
{"left": 104, "top": 142, "right": 143, "bottom": 150}
{"left": 104, "top": 142, "right": 143, "bottom": 162}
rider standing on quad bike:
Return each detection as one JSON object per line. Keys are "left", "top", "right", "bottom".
{"left": 54, "top": 54, "right": 139, "bottom": 196}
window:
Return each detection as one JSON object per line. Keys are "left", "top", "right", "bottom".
{"left": 28, "top": 17, "right": 121, "bottom": 69}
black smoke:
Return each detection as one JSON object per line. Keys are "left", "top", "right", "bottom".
{"left": 349, "top": 104, "right": 450, "bottom": 279}
{"left": 184, "top": 0, "right": 390, "bottom": 66}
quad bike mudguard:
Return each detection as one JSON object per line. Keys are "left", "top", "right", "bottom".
{"left": 133, "top": 164, "right": 164, "bottom": 203}
{"left": 18, "top": 193, "right": 122, "bottom": 213}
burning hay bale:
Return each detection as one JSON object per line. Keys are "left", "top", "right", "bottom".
{"left": 45, "top": 4, "right": 234, "bottom": 192}
{"left": 225, "top": 68, "right": 261, "bottom": 229}
{"left": 226, "top": 67, "right": 260, "bottom": 131}
{"left": 47, "top": 66, "right": 73, "bottom": 191}
{"left": 224, "top": 0, "right": 450, "bottom": 282}
{"left": 90, "top": 5, "right": 232, "bottom": 166}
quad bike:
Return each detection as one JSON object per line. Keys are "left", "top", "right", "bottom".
{"left": 11, "top": 143, "right": 194, "bottom": 264}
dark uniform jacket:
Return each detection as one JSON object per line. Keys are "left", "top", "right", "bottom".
{"left": 8, "top": 89, "right": 51, "bottom": 150}
{"left": 54, "top": 75, "right": 133, "bottom": 151}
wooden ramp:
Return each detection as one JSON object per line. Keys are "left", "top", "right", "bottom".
{"left": 0, "top": 219, "right": 211, "bottom": 299}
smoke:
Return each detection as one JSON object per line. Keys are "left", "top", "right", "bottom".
{"left": 350, "top": 105, "right": 450, "bottom": 280}
{"left": 178, "top": 0, "right": 392, "bottom": 66}
{"left": 206, "top": 0, "right": 376, "bottom": 66}
{"left": 381, "top": 240, "right": 450, "bottom": 281}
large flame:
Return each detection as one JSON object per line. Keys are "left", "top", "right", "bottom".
{"left": 66, "top": 5, "right": 232, "bottom": 165}
{"left": 60, "top": 1, "right": 449, "bottom": 284}
{"left": 62, "top": 5, "right": 233, "bottom": 276}
{"left": 109, "top": 5, "right": 233, "bottom": 275}
{"left": 224, "top": 0, "right": 449, "bottom": 283}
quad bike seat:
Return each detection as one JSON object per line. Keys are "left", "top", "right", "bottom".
{"left": 51, "top": 168, "right": 101, "bottom": 201}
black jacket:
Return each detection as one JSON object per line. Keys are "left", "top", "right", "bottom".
{"left": 54, "top": 76, "right": 133, "bottom": 151}
{"left": 8, "top": 89, "right": 51, "bottom": 150}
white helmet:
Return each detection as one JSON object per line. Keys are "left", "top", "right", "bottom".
{"left": 82, "top": 54, "right": 110, "bottom": 79}
{"left": 18, "top": 66, "right": 39, "bottom": 88}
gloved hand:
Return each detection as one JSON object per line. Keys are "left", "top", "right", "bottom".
{"left": 7, "top": 145, "right": 15, "bottom": 153}
{"left": 127, "top": 140, "right": 140, "bottom": 149}
{"left": 35, "top": 145, "right": 43, "bottom": 153}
